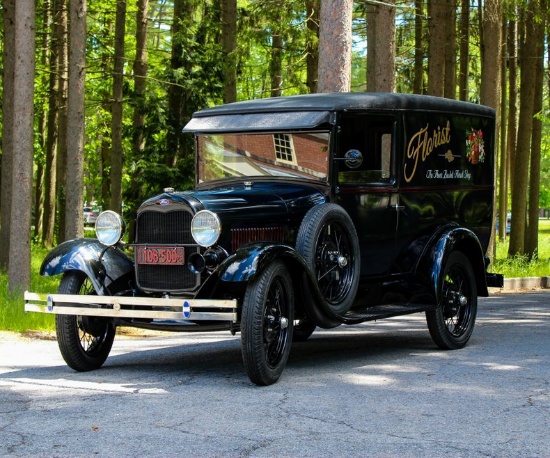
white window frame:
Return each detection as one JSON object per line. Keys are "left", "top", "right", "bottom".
{"left": 273, "top": 133, "right": 296, "bottom": 165}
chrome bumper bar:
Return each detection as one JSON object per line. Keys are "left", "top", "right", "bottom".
{"left": 24, "top": 292, "right": 238, "bottom": 322}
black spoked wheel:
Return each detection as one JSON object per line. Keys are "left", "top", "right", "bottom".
{"left": 296, "top": 204, "right": 360, "bottom": 315}
{"left": 426, "top": 252, "right": 477, "bottom": 349}
{"left": 55, "top": 272, "right": 116, "bottom": 371}
{"left": 241, "top": 260, "right": 294, "bottom": 386}
{"left": 293, "top": 318, "right": 316, "bottom": 342}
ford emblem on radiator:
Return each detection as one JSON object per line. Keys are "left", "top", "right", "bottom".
{"left": 159, "top": 199, "right": 170, "bottom": 206}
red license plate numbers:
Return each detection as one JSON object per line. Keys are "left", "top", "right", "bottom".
{"left": 137, "top": 246, "right": 185, "bottom": 265}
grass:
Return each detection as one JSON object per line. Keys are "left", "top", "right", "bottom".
{"left": 2, "top": 221, "right": 550, "bottom": 333}
{"left": 0, "top": 245, "right": 59, "bottom": 333}
{"left": 493, "top": 219, "right": 550, "bottom": 278}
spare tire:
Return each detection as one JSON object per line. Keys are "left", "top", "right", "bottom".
{"left": 296, "top": 203, "right": 360, "bottom": 316}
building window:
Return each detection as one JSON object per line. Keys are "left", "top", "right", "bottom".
{"left": 274, "top": 133, "right": 295, "bottom": 164}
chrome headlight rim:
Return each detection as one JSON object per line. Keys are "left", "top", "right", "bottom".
{"left": 191, "top": 210, "right": 221, "bottom": 248}
{"left": 95, "top": 210, "right": 125, "bottom": 246}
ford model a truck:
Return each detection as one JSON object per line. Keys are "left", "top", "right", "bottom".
{"left": 25, "top": 93, "right": 503, "bottom": 386}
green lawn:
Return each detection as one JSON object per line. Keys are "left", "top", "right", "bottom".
{"left": 494, "top": 218, "right": 550, "bottom": 278}
{"left": 0, "top": 245, "right": 58, "bottom": 332}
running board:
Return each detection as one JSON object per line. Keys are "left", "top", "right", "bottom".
{"left": 342, "top": 303, "right": 433, "bottom": 325}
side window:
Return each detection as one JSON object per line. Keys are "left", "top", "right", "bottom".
{"left": 338, "top": 116, "right": 394, "bottom": 184}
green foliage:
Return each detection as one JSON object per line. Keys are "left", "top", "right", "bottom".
{"left": 237, "top": 0, "right": 312, "bottom": 97}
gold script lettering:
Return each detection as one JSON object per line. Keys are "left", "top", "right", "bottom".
{"left": 404, "top": 121, "right": 451, "bottom": 183}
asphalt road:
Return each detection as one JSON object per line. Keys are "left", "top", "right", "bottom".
{"left": 1, "top": 291, "right": 549, "bottom": 457}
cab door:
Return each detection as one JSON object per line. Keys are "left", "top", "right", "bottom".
{"left": 333, "top": 114, "right": 399, "bottom": 277}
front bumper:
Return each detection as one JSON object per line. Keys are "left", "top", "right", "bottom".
{"left": 24, "top": 292, "right": 238, "bottom": 322}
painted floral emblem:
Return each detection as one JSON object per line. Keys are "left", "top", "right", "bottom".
{"left": 466, "top": 128, "right": 485, "bottom": 164}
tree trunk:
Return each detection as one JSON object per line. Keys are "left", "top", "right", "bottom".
{"left": 43, "top": 0, "right": 67, "bottom": 248}
{"left": 34, "top": 164, "right": 45, "bottom": 241}
{"left": 480, "top": 0, "right": 502, "bottom": 110}
{"left": 101, "top": 135, "right": 111, "bottom": 209}
{"left": 133, "top": 0, "right": 148, "bottom": 153}
{"left": 166, "top": 0, "right": 188, "bottom": 166}
{"left": 498, "top": 15, "right": 508, "bottom": 242}
{"left": 525, "top": 21, "right": 545, "bottom": 259}
{"left": 367, "top": 0, "right": 396, "bottom": 92}
{"left": 0, "top": 0, "right": 15, "bottom": 270}
{"left": 221, "top": 0, "right": 237, "bottom": 103}
{"left": 65, "top": 0, "right": 86, "bottom": 240}
{"left": 443, "top": 0, "right": 456, "bottom": 99}
{"left": 8, "top": 0, "right": 35, "bottom": 292}
{"left": 127, "top": 0, "right": 149, "bottom": 242}
{"left": 306, "top": 0, "right": 319, "bottom": 94}
{"left": 458, "top": 0, "right": 469, "bottom": 101}
{"left": 508, "top": 1, "right": 539, "bottom": 256}
{"left": 506, "top": 16, "right": 518, "bottom": 203}
{"left": 427, "top": 0, "right": 446, "bottom": 96}
{"left": 318, "top": 0, "right": 353, "bottom": 93}
{"left": 480, "top": 0, "right": 502, "bottom": 261}
{"left": 366, "top": 1, "right": 377, "bottom": 91}
{"left": 109, "top": 0, "right": 127, "bottom": 214}
{"left": 35, "top": 0, "right": 51, "bottom": 242}
{"left": 98, "top": 20, "right": 113, "bottom": 210}
{"left": 413, "top": 0, "right": 424, "bottom": 94}
{"left": 56, "top": 1, "right": 69, "bottom": 244}
{"left": 270, "top": 30, "right": 283, "bottom": 97}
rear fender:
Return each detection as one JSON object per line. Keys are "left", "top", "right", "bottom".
{"left": 415, "top": 226, "right": 488, "bottom": 304}
{"left": 40, "top": 238, "right": 135, "bottom": 295}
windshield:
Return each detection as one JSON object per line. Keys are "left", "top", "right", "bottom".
{"left": 197, "top": 132, "right": 330, "bottom": 184}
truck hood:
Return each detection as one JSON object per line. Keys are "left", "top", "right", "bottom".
{"left": 139, "top": 181, "right": 328, "bottom": 224}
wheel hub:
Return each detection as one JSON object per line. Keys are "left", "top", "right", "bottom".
{"left": 445, "top": 291, "right": 468, "bottom": 318}
{"left": 266, "top": 308, "right": 289, "bottom": 345}
{"left": 320, "top": 244, "right": 348, "bottom": 271}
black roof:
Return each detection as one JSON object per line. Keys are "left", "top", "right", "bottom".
{"left": 191, "top": 92, "right": 496, "bottom": 118}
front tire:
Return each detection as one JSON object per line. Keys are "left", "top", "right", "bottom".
{"left": 426, "top": 252, "right": 477, "bottom": 349}
{"left": 241, "top": 260, "right": 294, "bottom": 386}
{"left": 55, "top": 272, "right": 116, "bottom": 371}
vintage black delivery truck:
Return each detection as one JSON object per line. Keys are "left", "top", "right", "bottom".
{"left": 25, "top": 93, "right": 503, "bottom": 385}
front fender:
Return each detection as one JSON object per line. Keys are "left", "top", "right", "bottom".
{"left": 416, "top": 226, "right": 488, "bottom": 305}
{"left": 196, "top": 242, "right": 342, "bottom": 328}
{"left": 40, "top": 238, "right": 134, "bottom": 295}
{"left": 219, "top": 243, "right": 301, "bottom": 283}
{"left": 193, "top": 243, "right": 303, "bottom": 300}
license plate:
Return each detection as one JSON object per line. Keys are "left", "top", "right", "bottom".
{"left": 136, "top": 246, "right": 185, "bottom": 266}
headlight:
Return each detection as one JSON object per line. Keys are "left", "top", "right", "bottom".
{"left": 191, "top": 210, "right": 221, "bottom": 247}
{"left": 95, "top": 211, "right": 125, "bottom": 246}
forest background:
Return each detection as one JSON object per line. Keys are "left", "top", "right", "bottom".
{"left": 0, "top": 0, "right": 549, "bottom": 293}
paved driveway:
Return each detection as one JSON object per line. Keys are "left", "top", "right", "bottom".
{"left": 1, "top": 291, "right": 549, "bottom": 457}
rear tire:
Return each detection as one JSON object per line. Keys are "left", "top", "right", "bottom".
{"left": 426, "top": 252, "right": 477, "bottom": 349}
{"left": 55, "top": 272, "right": 116, "bottom": 371}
